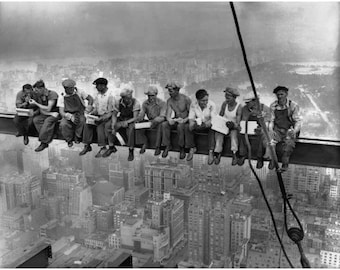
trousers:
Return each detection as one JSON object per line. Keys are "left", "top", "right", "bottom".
{"left": 135, "top": 122, "right": 162, "bottom": 148}
{"left": 82, "top": 119, "right": 113, "bottom": 147}
{"left": 13, "top": 114, "right": 33, "bottom": 135}
{"left": 161, "top": 121, "right": 195, "bottom": 149}
{"left": 214, "top": 130, "right": 238, "bottom": 153}
{"left": 33, "top": 114, "right": 59, "bottom": 144}
{"left": 110, "top": 120, "right": 135, "bottom": 148}
{"left": 60, "top": 114, "right": 85, "bottom": 143}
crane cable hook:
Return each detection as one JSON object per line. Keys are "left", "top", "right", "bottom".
{"left": 229, "top": 2, "right": 310, "bottom": 268}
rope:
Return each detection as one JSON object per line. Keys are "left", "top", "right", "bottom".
{"left": 229, "top": 2, "right": 310, "bottom": 268}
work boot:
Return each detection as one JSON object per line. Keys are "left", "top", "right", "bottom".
{"left": 215, "top": 152, "right": 222, "bottom": 165}
{"left": 35, "top": 143, "right": 48, "bottom": 152}
{"left": 281, "top": 163, "right": 289, "bottom": 171}
{"left": 231, "top": 152, "right": 238, "bottom": 166}
{"left": 186, "top": 147, "right": 196, "bottom": 161}
{"left": 95, "top": 147, "right": 107, "bottom": 158}
{"left": 128, "top": 148, "right": 134, "bottom": 161}
{"left": 68, "top": 141, "right": 73, "bottom": 147}
{"left": 102, "top": 146, "right": 117, "bottom": 158}
{"left": 140, "top": 144, "right": 147, "bottom": 154}
{"left": 79, "top": 144, "right": 92, "bottom": 156}
{"left": 256, "top": 158, "right": 264, "bottom": 169}
{"left": 162, "top": 146, "right": 170, "bottom": 158}
{"left": 268, "top": 160, "right": 275, "bottom": 170}
{"left": 237, "top": 156, "right": 246, "bottom": 166}
{"left": 281, "top": 154, "right": 290, "bottom": 172}
{"left": 179, "top": 147, "right": 186, "bottom": 160}
{"left": 208, "top": 150, "right": 215, "bottom": 165}
{"left": 74, "top": 137, "right": 81, "bottom": 144}
{"left": 23, "top": 135, "right": 29, "bottom": 145}
{"left": 154, "top": 147, "right": 161, "bottom": 156}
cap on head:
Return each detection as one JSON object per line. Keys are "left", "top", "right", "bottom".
{"left": 165, "top": 82, "right": 181, "bottom": 91}
{"left": 93, "top": 77, "right": 108, "bottom": 86}
{"left": 224, "top": 87, "right": 239, "bottom": 97}
{"left": 120, "top": 83, "right": 134, "bottom": 97}
{"left": 243, "top": 92, "right": 259, "bottom": 103}
{"left": 62, "top": 79, "right": 76, "bottom": 88}
{"left": 144, "top": 85, "right": 158, "bottom": 96}
{"left": 273, "top": 86, "right": 288, "bottom": 94}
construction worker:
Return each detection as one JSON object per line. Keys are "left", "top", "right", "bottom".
{"left": 29, "top": 80, "right": 59, "bottom": 152}
{"left": 110, "top": 84, "right": 141, "bottom": 161}
{"left": 13, "top": 84, "right": 39, "bottom": 145}
{"left": 136, "top": 85, "right": 166, "bottom": 156}
{"left": 58, "top": 79, "right": 94, "bottom": 147}
{"left": 268, "top": 86, "right": 302, "bottom": 171}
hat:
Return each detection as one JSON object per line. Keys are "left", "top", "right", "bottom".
{"left": 62, "top": 79, "right": 76, "bottom": 88}
{"left": 243, "top": 92, "right": 259, "bottom": 102}
{"left": 273, "top": 86, "right": 288, "bottom": 94}
{"left": 224, "top": 87, "right": 240, "bottom": 97}
{"left": 120, "top": 83, "right": 134, "bottom": 97}
{"left": 165, "top": 82, "right": 181, "bottom": 90}
{"left": 144, "top": 85, "right": 158, "bottom": 96}
{"left": 93, "top": 77, "right": 108, "bottom": 86}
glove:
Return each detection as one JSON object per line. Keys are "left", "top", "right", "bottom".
{"left": 226, "top": 121, "right": 235, "bottom": 129}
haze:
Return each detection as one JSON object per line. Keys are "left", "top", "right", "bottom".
{"left": 0, "top": 2, "right": 338, "bottom": 61}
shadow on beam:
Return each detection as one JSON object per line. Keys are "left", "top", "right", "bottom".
{"left": 0, "top": 113, "right": 339, "bottom": 169}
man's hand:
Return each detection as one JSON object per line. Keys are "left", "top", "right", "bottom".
{"left": 121, "top": 121, "right": 128, "bottom": 128}
{"left": 176, "top": 118, "right": 185, "bottom": 124}
{"left": 287, "top": 129, "right": 296, "bottom": 139}
{"left": 226, "top": 121, "right": 235, "bottom": 129}
{"left": 29, "top": 99, "right": 37, "bottom": 105}
{"left": 85, "top": 105, "right": 93, "bottom": 114}
{"left": 168, "top": 119, "right": 176, "bottom": 126}
{"left": 205, "top": 120, "right": 212, "bottom": 128}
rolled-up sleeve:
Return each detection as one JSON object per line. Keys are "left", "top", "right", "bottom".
{"left": 291, "top": 102, "right": 302, "bottom": 131}
{"left": 188, "top": 103, "right": 196, "bottom": 120}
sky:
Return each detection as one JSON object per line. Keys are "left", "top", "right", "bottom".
{"left": 0, "top": 2, "right": 338, "bottom": 60}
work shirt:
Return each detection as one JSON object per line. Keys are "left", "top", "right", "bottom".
{"left": 37, "top": 89, "right": 59, "bottom": 113}
{"left": 188, "top": 100, "right": 216, "bottom": 123}
{"left": 270, "top": 99, "right": 302, "bottom": 131}
{"left": 166, "top": 93, "right": 191, "bottom": 119}
{"left": 93, "top": 89, "right": 114, "bottom": 116}
{"left": 113, "top": 98, "right": 141, "bottom": 121}
{"left": 57, "top": 89, "right": 88, "bottom": 109}
{"left": 139, "top": 97, "right": 166, "bottom": 120}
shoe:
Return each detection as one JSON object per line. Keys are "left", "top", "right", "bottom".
{"left": 23, "top": 135, "right": 29, "bottom": 145}
{"left": 162, "top": 146, "right": 170, "bottom": 158}
{"left": 154, "top": 147, "right": 161, "bottom": 156}
{"left": 68, "top": 141, "right": 73, "bottom": 147}
{"left": 140, "top": 144, "right": 147, "bottom": 154}
{"left": 281, "top": 163, "right": 289, "bottom": 171}
{"left": 128, "top": 149, "right": 134, "bottom": 161}
{"left": 179, "top": 148, "right": 186, "bottom": 160}
{"left": 256, "top": 159, "right": 264, "bottom": 169}
{"left": 74, "top": 137, "right": 81, "bottom": 144}
{"left": 231, "top": 153, "right": 238, "bottom": 166}
{"left": 102, "top": 146, "right": 117, "bottom": 158}
{"left": 237, "top": 156, "right": 246, "bottom": 166}
{"left": 186, "top": 148, "right": 196, "bottom": 161}
{"left": 79, "top": 144, "right": 92, "bottom": 156}
{"left": 95, "top": 147, "right": 107, "bottom": 158}
{"left": 268, "top": 160, "right": 275, "bottom": 170}
{"left": 35, "top": 143, "right": 48, "bottom": 152}
{"left": 215, "top": 152, "right": 222, "bottom": 165}
{"left": 208, "top": 150, "right": 215, "bottom": 165}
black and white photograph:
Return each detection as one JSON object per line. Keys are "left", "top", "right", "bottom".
{"left": 0, "top": 1, "right": 339, "bottom": 268}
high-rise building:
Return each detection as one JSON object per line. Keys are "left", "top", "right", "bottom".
{"left": 92, "top": 180, "right": 125, "bottom": 206}
{"left": 95, "top": 206, "right": 113, "bottom": 232}
{"left": 68, "top": 184, "right": 92, "bottom": 217}
{"left": 145, "top": 160, "right": 191, "bottom": 198}
{"left": 109, "top": 162, "right": 134, "bottom": 191}
{"left": 230, "top": 212, "right": 251, "bottom": 254}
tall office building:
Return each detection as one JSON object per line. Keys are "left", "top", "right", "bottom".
{"left": 230, "top": 212, "right": 251, "bottom": 255}
{"left": 68, "top": 184, "right": 92, "bottom": 217}
{"left": 92, "top": 180, "right": 124, "bottom": 206}
{"left": 109, "top": 161, "right": 134, "bottom": 191}
{"left": 145, "top": 160, "right": 191, "bottom": 198}
{"left": 95, "top": 206, "right": 114, "bottom": 232}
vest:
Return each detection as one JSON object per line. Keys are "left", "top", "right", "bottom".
{"left": 274, "top": 101, "right": 293, "bottom": 130}
{"left": 119, "top": 98, "right": 136, "bottom": 121}
{"left": 64, "top": 93, "right": 85, "bottom": 114}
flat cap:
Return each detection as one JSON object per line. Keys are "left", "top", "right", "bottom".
{"left": 243, "top": 92, "right": 259, "bottom": 102}
{"left": 144, "top": 85, "right": 158, "bottom": 95}
{"left": 165, "top": 82, "right": 182, "bottom": 90}
{"left": 224, "top": 87, "right": 240, "bottom": 97}
{"left": 93, "top": 77, "right": 108, "bottom": 86}
{"left": 62, "top": 79, "right": 76, "bottom": 88}
{"left": 273, "top": 86, "right": 288, "bottom": 94}
{"left": 120, "top": 83, "right": 134, "bottom": 97}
